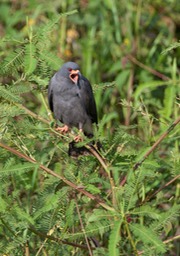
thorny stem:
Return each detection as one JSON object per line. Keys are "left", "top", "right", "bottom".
{"left": 86, "top": 145, "right": 107, "bottom": 172}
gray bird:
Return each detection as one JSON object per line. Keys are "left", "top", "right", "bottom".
{"left": 48, "top": 62, "right": 97, "bottom": 143}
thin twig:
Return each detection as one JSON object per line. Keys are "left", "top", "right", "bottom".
{"left": 87, "top": 145, "right": 117, "bottom": 208}
{"left": 75, "top": 200, "right": 93, "bottom": 256}
{"left": 35, "top": 226, "right": 59, "bottom": 256}
{"left": 125, "top": 67, "right": 134, "bottom": 126}
{"left": 86, "top": 145, "right": 108, "bottom": 172}
{"left": 25, "top": 242, "right": 30, "bottom": 256}
{"left": 29, "top": 226, "right": 94, "bottom": 250}
{"left": 39, "top": 92, "right": 54, "bottom": 121}
{"left": 127, "top": 54, "right": 170, "bottom": 81}
{"left": 125, "top": 220, "right": 138, "bottom": 256}
{"left": 120, "top": 117, "right": 180, "bottom": 187}
{"left": 163, "top": 234, "right": 180, "bottom": 244}
{"left": 143, "top": 174, "right": 180, "bottom": 203}
{"left": 19, "top": 104, "right": 50, "bottom": 124}
{"left": 133, "top": 116, "right": 180, "bottom": 170}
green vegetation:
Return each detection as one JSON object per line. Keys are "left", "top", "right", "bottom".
{"left": 0, "top": 0, "right": 179, "bottom": 255}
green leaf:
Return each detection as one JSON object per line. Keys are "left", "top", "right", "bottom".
{"left": 24, "top": 43, "right": 37, "bottom": 75}
{"left": 39, "top": 51, "right": 62, "bottom": 70}
{"left": 132, "top": 205, "right": 160, "bottom": 219}
{"left": 15, "top": 206, "right": 35, "bottom": 225}
{"left": 131, "top": 224, "right": 166, "bottom": 254}
{"left": 0, "top": 85, "right": 22, "bottom": 103}
{"left": 88, "top": 209, "right": 110, "bottom": 222}
{"left": 65, "top": 199, "right": 75, "bottom": 228}
{"left": 86, "top": 184, "right": 101, "bottom": 194}
{"left": 151, "top": 204, "right": 180, "bottom": 232}
{"left": 108, "top": 220, "right": 122, "bottom": 256}
{"left": 0, "top": 197, "right": 8, "bottom": 212}
{"left": 1, "top": 48, "right": 24, "bottom": 74}
{"left": 0, "top": 163, "right": 38, "bottom": 178}
{"left": 161, "top": 42, "right": 180, "bottom": 54}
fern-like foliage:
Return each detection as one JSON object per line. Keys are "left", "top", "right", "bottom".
{"left": 1, "top": 48, "right": 24, "bottom": 75}
{"left": 150, "top": 204, "right": 180, "bottom": 233}
{"left": 131, "top": 224, "right": 166, "bottom": 255}
{"left": 24, "top": 42, "right": 37, "bottom": 75}
{"left": 108, "top": 220, "right": 122, "bottom": 256}
{"left": 0, "top": 84, "right": 22, "bottom": 103}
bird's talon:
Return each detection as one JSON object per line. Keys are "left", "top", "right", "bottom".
{"left": 74, "top": 128, "right": 84, "bottom": 142}
{"left": 74, "top": 135, "right": 83, "bottom": 142}
{"left": 56, "top": 125, "right": 69, "bottom": 133}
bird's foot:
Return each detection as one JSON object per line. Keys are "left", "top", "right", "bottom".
{"left": 56, "top": 125, "right": 69, "bottom": 133}
{"left": 74, "top": 129, "right": 83, "bottom": 142}
{"left": 74, "top": 135, "right": 83, "bottom": 142}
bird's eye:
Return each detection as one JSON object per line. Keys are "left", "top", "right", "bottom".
{"left": 68, "top": 68, "right": 72, "bottom": 72}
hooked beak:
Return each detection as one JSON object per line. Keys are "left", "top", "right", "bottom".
{"left": 69, "top": 69, "right": 80, "bottom": 84}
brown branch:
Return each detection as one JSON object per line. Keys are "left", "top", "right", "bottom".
{"left": 86, "top": 145, "right": 108, "bottom": 173}
{"left": 133, "top": 116, "right": 180, "bottom": 171}
{"left": 87, "top": 145, "right": 117, "bottom": 208}
{"left": 0, "top": 141, "right": 114, "bottom": 212}
{"left": 25, "top": 242, "right": 30, "bottom": 256}
{"left": 143, "top": 174, "right": 180, "bottom": 203}
{"left": 19, "top": 104, "right": 50, "bottom": 125}
{"left": 163, "top": 234, "right": 180, "bottom": 244}
{"left": 127, "top": 54, "right": 170, "bottom": 81}
{"left": 125, "top": 68, "right": 134, "bottom": 126}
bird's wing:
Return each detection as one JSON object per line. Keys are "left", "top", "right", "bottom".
{"left": 79, "top": 76, "right": 98, "bottom": 124}
{"left": 48, "top": 79, "right": 54, "bottom": 112}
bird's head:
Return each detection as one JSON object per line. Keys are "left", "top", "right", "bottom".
{"left": 59, "top": 62, "right": 81, "bottom": 85}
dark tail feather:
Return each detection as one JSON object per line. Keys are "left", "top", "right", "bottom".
{"left": 68, "top": 140, "right": 102, "bottom": 158}
{"left": 68, "top": 141, "right": 90, "bottom": 157}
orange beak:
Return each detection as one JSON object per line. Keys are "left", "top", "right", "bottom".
{"left": 69, "top": 69, "right": 80, "bottom": 84}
